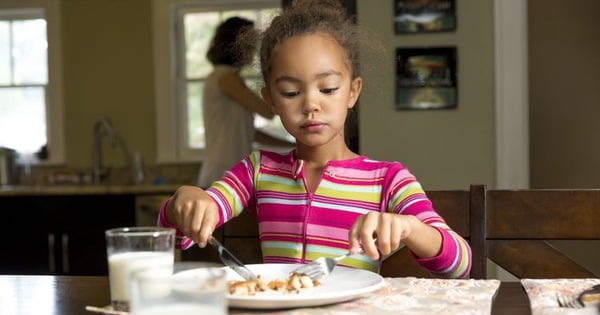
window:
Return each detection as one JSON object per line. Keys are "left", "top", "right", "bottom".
{"left": 153, "top": 0, "right": 290, "bottom": 163}
{"left": 0, "top": 0, "right": 64, "bottom": 164}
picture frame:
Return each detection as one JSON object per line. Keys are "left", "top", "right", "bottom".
{"left": 395, "top": 47, "right": 457, "bottom": 110}
{"left": 394, "top": 0, "right": 456, "bottom": 34}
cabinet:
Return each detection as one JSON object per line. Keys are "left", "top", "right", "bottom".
{"left": 1, "top": 194, "right": 135, "bottom": 275}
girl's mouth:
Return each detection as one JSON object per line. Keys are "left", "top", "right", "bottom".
{"left": 301, "top": 121, "right": 326, "bottom": 132}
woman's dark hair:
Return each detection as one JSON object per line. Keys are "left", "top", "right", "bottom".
{"left": 206, "top": 17, "right": 255, "bottom": 67}
{"left": 259, "top": 0, "right": 360, "bottom": 84}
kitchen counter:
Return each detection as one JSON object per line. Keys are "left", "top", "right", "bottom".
{"left": 0, "top": 184, "right": 182, "bottom": 196}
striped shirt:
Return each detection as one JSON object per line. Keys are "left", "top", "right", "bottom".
{"left": 159, "top": 150, "right": 471, "bottom": 278}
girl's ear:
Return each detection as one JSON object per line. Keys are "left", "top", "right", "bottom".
{"left": 261, "top": 87, "right": 277, "bottom": 114}
{"left": 348, "top": 76, "right": 363, "bottom": 109}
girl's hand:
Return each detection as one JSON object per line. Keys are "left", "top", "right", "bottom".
{"left": 166, "top": 185, "right": 220, "bottom": 247}
{"left": 348, "top": 212, "right": 413, "bottom": 260}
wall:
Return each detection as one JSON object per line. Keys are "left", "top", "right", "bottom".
{"left": 529, "top": 0, "right": 600, "bottom": 189}
{"left": 62, "top": 0, "right": 156, "bottom": 169}
{"left": 357, "top": 1, "right": 496, "bottom": 190}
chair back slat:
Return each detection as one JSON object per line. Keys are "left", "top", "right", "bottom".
{"left": 483, "top": 188, "right": 600, "bottom": 278}
{"left": 486, "top": 189, "right": 600, "bottom": 239}
{"left": 487, "top": 239, "right": 595, "bottom": 278}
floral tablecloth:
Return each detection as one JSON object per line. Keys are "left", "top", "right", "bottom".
{"left": 521, "top": 278, "right": 600, "bottom": 315}
{"left": 230, "top": 277, "right": 501, "bottom": 315}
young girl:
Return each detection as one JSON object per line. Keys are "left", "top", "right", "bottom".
{"left": 159, "top": 0, "right": 471, "bottom": 278}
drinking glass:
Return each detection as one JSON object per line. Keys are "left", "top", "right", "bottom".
{"left": 105, "top": 226, "right": 175, "bottom": 311}
{"left": 129, "top": 262, "right": 227, "bottom": 315}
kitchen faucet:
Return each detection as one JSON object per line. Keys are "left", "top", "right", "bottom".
{"left": 92, "top": 116, "right": 131, "bottom": 184}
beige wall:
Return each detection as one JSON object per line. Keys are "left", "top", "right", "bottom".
{"left": 357, "top": 1, "right": 496, "bottom": 190}
{"left": 62, "top": 0, "right": 156, "bottom": 169}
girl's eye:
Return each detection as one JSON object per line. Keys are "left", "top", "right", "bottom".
{"left": 281, "top": 91, "right": 300, "bottom": 98}
{"left": 321, "top": 87, "right": 339, "bottom": 94}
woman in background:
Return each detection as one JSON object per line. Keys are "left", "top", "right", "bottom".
{"left": 198, "top": 17, "right": 275, "bottom": 187}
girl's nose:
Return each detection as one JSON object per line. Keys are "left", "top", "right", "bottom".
{"left": 301, "top": 93, "right": 320, "bottom": 114}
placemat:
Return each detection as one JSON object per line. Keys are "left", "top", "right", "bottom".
{"left": 521, "top": 278, "right": 600, "bottom": 315}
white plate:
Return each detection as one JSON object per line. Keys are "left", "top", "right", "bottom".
{"left": 222, "top": 263, "right": 384, "bottom": 309}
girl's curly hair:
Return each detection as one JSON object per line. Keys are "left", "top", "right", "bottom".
{"left": 259, "top": 0, "right": 361, "bottom": 84}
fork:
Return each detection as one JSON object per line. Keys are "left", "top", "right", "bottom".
{"left": 556, "top": 284, "right": 600, "bottom": 309}
{"left": 292, "top": 240, "right": 375, "bottom": 280}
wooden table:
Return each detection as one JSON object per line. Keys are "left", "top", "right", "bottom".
{"left": 0, "top": 276, "right": 531, "bottom": 315}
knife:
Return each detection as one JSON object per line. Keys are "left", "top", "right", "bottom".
{"left": 208, "top": 236, "right": 259, "bottom": 281}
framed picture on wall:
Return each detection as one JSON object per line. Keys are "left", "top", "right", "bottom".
{"left": 396, "top": 47, "right": 457, "bottom": 110}
{"left": 394, "top": 0, "right": 456, "bottom": 34}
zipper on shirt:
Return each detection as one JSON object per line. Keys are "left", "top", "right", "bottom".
{"left": 302, "top": 190, "right": 313, "bottom": 263}
{"left": 299, "top": 162, "right": 330, "bottom": 263}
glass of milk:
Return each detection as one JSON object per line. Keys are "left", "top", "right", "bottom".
{"left": 105, "top": 226, "right": 175, "bottom": 312}
{"left": 129, "top": 262, "right": 227, "bottom": 315}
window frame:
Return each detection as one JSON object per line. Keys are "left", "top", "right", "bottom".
{"left": 0, "top": 0, "right": 64, "bottom": 165}
{"left": 152, "top": 0, "right": 280, "bottom": 164}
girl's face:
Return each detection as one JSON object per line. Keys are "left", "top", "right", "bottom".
{"left": 261, "top": 32, "right": 362, "bottom": 150}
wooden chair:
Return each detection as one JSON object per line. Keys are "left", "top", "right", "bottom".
{"left": 482, "top": 188, "right": 600, "bottom": 278}
{"left": 380, "top": 184, "right": 486, "bottom": 279}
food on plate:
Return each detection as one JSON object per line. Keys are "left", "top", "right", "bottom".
{"left": 229, "top": 272, "right": 320, "bottom": 296}
{"left": 583, "top": 292, "right": 600, "bottom": 304}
